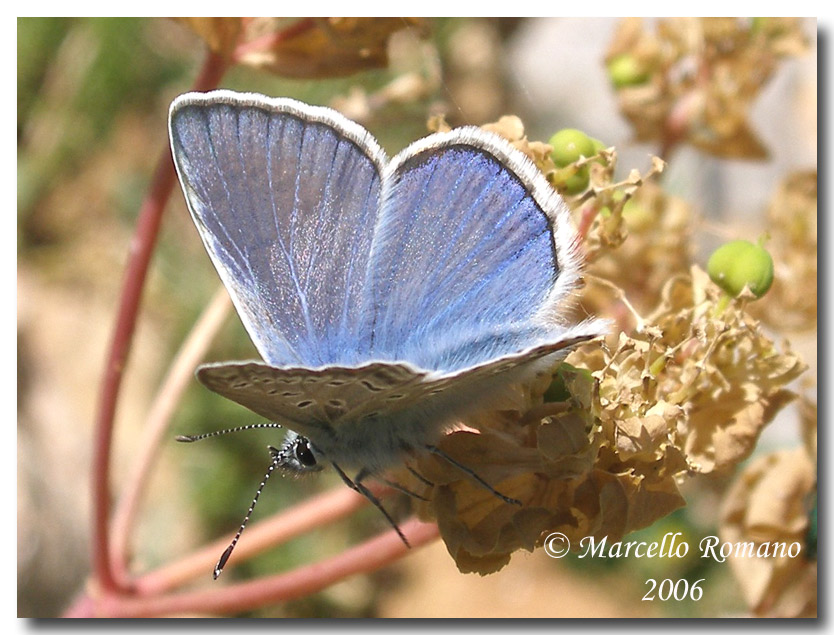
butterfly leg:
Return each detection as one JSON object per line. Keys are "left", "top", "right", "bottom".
{"left": 329, "top": 462, "right": 411, "bottom": 548}
{"left": 425, "top": 444, "right": 522, "bottom": 506}
{"left": 406, "top": 464, "right": 435, "bottom": 488}
{"left": 375, "top": 475, "right": 431, "bottom": 502}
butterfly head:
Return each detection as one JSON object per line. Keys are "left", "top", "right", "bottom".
{"left": 272, "top": 430, "right": 324, "bottom": 475}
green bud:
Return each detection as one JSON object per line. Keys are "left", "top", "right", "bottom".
{"left": 589, "top": 137, "right": 609, "bottom": 166}
{"left": 549, "top": 128, "right": 595, "bottom": 167}
{"left": 607, "top": 54, "right": 650, "bottom": 88}
{"left": 558, "top": 165, "right": 590, "bottom": 194}
{"left": 707, "top": 240, "right": 775, "bottom": 299}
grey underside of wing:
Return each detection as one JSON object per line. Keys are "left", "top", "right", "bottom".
{"left": 196, "top": 361, "right": 430, "bottom": 433}
{"left": 196, "top": 332, "right": 595, "bottom": 433}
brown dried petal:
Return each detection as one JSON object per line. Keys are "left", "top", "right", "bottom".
{"left": 684, "top": 389, "right": 797, "bottom": 473}
{"left": 480, "top": 115, "right": 525, "bottom": 142}
{"left": 721, "top": 448, "right": 816, "bottom": 616}
{"left": 536, "top": 413, "right": 596, "bottom": 472}
{"left": 616, "top": 414, "right": 668, "bottom": 461}
{"left": 236, "top": 18, "right": 427, "bottom": 79}
{"left": 751, "top": 170, "right": 818, "bottom": 332}
{"left": 176, "top": 17, "right": 243, "bottom": 56}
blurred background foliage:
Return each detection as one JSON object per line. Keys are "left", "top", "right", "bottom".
{"left": 17, "top": 17, "right": 816, "bottom": 617}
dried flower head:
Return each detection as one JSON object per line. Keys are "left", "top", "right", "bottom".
{"left": 643, "top": 266, "right": 806, "bottom": 473}
{"left": 606, "top": 17, "right": 809, "bottom": 159}
{"left": 384, "top": 103, "right": 809, "bottom": 574}
{"left": 749, "top": 170, "right": 817, "bottom": 332}
{"left": 584, "top": 180, "right": 693, "bottom": 316}
{"left": 720, "top": 436, "right": 816, "bottom": 617}
{"left": 398, "top": 233, "right": 804, "bottom": 572}
{"left": 176, "top": 17, "right": 427, "bottom": 78}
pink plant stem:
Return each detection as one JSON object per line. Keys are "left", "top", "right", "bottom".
{"left": 577, "top": 201, "right": 599, "bottom": 240}
{"left": 72, "top": 519, "right": 439, "bottom": 617}
{"left": 109, "top": 287, "right": 232, "bottom": 587}
{"left": 135, "top": 484, "right": 375, "bottom": 595}
{"left": 90, "top": 50, "right": 227, "bottom": 594}
{"left": 232, "top": 18, "right": 316, "bottom": 60}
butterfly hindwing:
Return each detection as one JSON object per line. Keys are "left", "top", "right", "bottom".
{"left": 365, "top": 128, "right": 587, "bottom": 371}
{"left": 197, "top": 319, "right": 600, "bottom": 439}
{"left": 196, "top": 360, "right": 431, "bottom": 432}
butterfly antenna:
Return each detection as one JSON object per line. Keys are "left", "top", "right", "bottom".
{"left": 425, "top": 444, "right": 522, "bottom": 506}
{"left": 212, "top": 444, "right": 284, "bottom": 579}
{"left": 175, "top": 422, "right": 283, "bottom": 443}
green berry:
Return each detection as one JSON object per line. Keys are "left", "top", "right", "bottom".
{"left": 607, "top": 54, "right": 650, "bottom": 88}
{"left": 589, "top": 137, "right": 608, "bottom": 166}
{"left": 707, "top": 240, "right": 774, "bottom": 298}
{"left": 552, "top": 164, "right": 590, "bottom": 194}
{"left": 549, "top": 128, "right": 595, "bottom": 167}
{"left": 562, "top": 166, "right": 590, "bottom": 194}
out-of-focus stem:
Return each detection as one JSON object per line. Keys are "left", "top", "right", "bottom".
{"left": 68, "top": 518, "right": 439, "bottom": 617}
{"left": 232, "top": 18, "right": 316, "bottom": 61}
{"left": 576, "top": 201, "right": 599, "bottom": 240}
{"left": 90, "top": 50, "right": 227, "bottom": 594}
{"left": 109, "top": 288, "right": 232, "bottom": 587}
{"left": 135, "top": 483, "right": 375, "bottom": 594}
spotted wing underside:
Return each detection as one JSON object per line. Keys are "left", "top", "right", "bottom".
{"left": 197, "top": 326, "right": 598, "bottom": 435}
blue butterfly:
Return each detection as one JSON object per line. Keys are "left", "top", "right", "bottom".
{"left": 169, "top": 90, "right": 604, "bottom": 576}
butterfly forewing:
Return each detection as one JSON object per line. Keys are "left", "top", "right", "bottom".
{"left": 170, "top": 92, "right": 386, "bottom": 368}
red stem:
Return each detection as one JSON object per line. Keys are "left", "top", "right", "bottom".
{"left": 577, "top": 201, "right": 599, "bottom": 240}
{"left": 71, "top": 519, "right": 439, "bottom": 617}
{"left": 232, "top": 17, "right": 316, "bottom": 61}
{"left": 109, "top": 288, "right": 231, "bottom": 588}
{"left": 90, "top": 50, "right": 228, "bottom": 594}
{"left": 135, "top": 484, "right": 374, "bottom": 595}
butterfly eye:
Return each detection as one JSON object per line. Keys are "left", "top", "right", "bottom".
{"left": 294, "top": 438, "right": 317, "bottom": 467}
